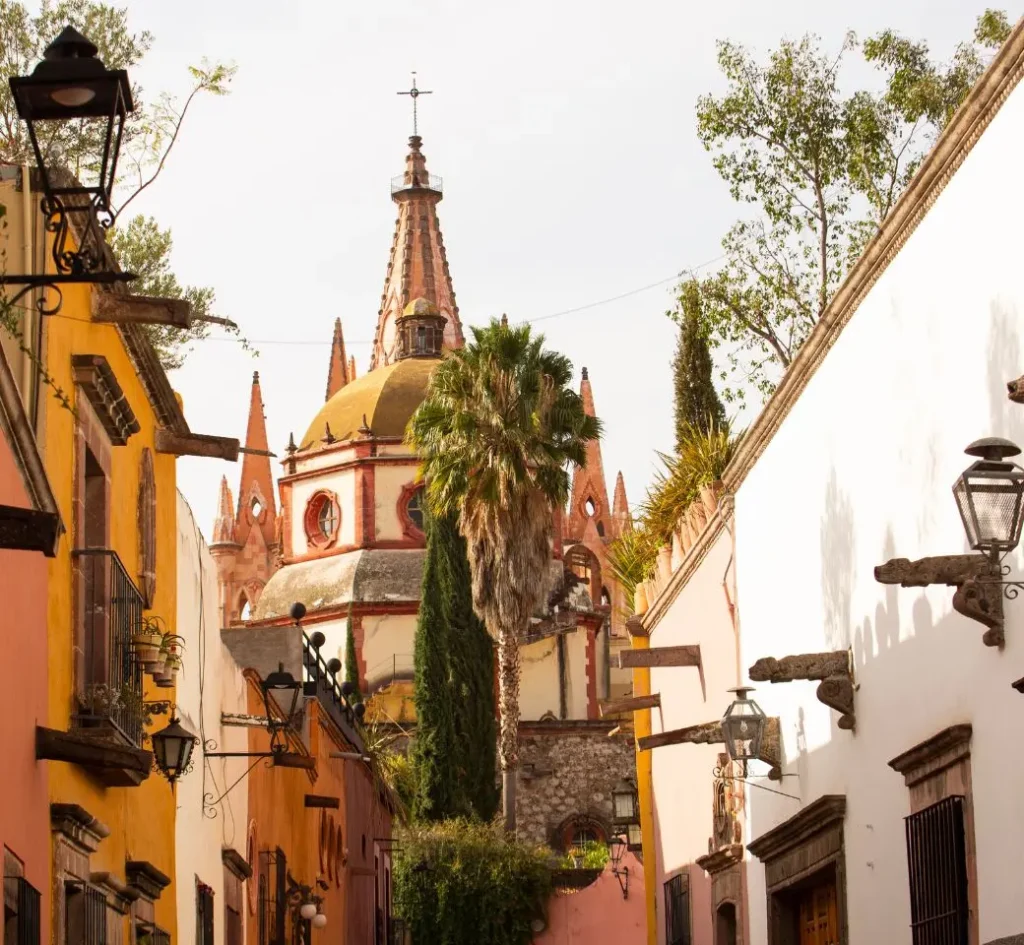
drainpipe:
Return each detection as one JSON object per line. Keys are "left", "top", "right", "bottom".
{"left": 19, "top": 163, "right": 34, "bottom": 410}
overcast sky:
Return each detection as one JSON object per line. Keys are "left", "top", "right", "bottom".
{"left": 111, "top": 0, "right": 997, "bottom": 539}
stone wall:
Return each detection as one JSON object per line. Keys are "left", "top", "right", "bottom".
{"left": 516, "top": 721, "right": 637, "bottom": 847}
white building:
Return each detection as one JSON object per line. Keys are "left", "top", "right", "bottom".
{"left": 634, "top": 19, "right": 1024, "bottom": 945}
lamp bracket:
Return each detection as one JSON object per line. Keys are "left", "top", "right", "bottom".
{"left": 874, "top": 553, "right": 1004, "bottom": 648}
{"left": 748, "top": 651, "right": 855, "bottom": 731}
{"left": 637, "top": 718, "right": 782, "bottom": 780}
{"left": 611, "top": 866, "right": 629, "bottom": 899}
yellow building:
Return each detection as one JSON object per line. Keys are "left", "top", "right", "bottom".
{"left": 1, "top": 165, "right": 215, "bottom": 945}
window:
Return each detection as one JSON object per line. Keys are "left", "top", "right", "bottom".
{"left": 258, "top": 850, "right": 286, "bottom": 945}
{"left": 240, "top": 598, "right": 252, "bottom": 621}
{"left": 584, "top": 497, "right": 596, "bottom": 516}
{"left": 405, "top": 488, "right": 424, "bottom": 532}
{"left": 905, "top": 796, "right": 969, "bottom": 944}
{"left": 4, "top": 877, "right": 40, "bottom": 945}
{"left": 65, "top": 881, "right": 107, "bottom": 945}
{"left": 304, "top": 491, "right": 340, "bottom": 549}
{"left": 665, "top": 874, "right": 690, "bottom": 945}
{"left": 137, "top": 448, "right": 156, "bottom": 608}
{"left": 196, "top": 881, "right": 215, "bottom": 945}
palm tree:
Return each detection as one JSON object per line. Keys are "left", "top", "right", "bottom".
{"left": 408, "top": 317, "right": 601, "bottom": 832}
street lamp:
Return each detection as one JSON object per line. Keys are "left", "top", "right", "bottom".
{"left": 721, "top": 687, "right": 766, "bottom": 772}
{"left": 262, "top": 662, "right": 302, "bottom": 750}
{"left": 953, "top": 438, "right": 1024, "bottom": 558}
{"left": 150, "top": 715, "right": 198, "bottom": 785}
{"left": 4, "top": 25, "right": 136, "bottom": 305}
{"left": 608, "top": 833, "right": 627, "bottom": 868}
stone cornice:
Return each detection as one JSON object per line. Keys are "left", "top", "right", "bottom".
{"left": 723, "top": 18, "right": 1024, "bottom": 493}
{"left": 888, "top": 724, "right": 972, "bottom": 787}
{"left": 72, "top": 355, "right": 141, "bottom": 444}
{"left": 125, "top": 860, "right": 171, "bottom": 900}
{"left": 222, "top": 847, "right": 252, "bottom": 880}
{"left": 747, "top": 794, "right": 846, "bottom": 862}
{"left": 50, "top": 802, "right": 110, "bottom": 854}
{"left": 642, "top": 507, "right": 729, "bottom": 632}
{"left": 695, "top": 843, "right": 744, "bottom": 875}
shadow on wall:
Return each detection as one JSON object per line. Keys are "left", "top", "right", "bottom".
{"left": 821, "top": 468, "right": 855, "bottom": 653}
{"left": 988, "top": 297, "right": 1022, "bottom": 442}
{"left": 534, "top": 853, "right": 647, "bottom": 945}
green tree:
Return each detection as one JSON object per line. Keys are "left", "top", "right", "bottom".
{"left": 671, "top": 279, "right": 725, "bottom": 451}
{"left": 408, "top": 318, "right": 600, "bottom": 832}
{"left": 0, "top": 1, "right": 239, "bottom": 371}
{"left": 684, "top": 11, "right": 1011, "bottom": 403}
{"left": 411, "top": 504, "right": 460, "bottom": 821}
{"left": 344, "top": 603, "right": 362, "bottom": 703}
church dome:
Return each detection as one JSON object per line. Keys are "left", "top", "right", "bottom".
{"left": 300, "top": 355, "right": 440, "bottom": 449}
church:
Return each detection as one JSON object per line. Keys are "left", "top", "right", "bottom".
{"left": 208, "top": 132, "right": 639, "bottom": 847}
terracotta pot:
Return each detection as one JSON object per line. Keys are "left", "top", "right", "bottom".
{"left": 153, "top": 667, "right": 175, "bottom": 688}
{"left": 699, "top": 481, "right": 723, "bottom": 517}
{"left": 634, "top": 582, "right": 649, "bottom": 615}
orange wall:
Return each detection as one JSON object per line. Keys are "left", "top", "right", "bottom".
{"left": 0, "top": 433, "right": 51, "bottom": 945}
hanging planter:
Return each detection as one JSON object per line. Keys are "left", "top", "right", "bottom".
{"left": 151, "top": 632, "right": 185, "bottom": 685}
{"left": 132, "top": 617, "right": 164, "bottom": 666}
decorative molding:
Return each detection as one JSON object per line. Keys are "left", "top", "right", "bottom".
{"left": 724, "top": 18, "right": 1024, "bottom": 494}
{"left": 303, "top": 489, "right": 341, "bottom": 550}
{"left": 50, "top": 803, "right": 110, "bottom": 854}
{"left": 125, "top": 860, "right": 171, "bottom": 901}
{"left": 90, "top": 871, "right": 137, "bottom": 913}
{"left": 71, "top": 355, "right": 140, "bottom": 445}
{"left": 0, "top": 504, "right": 62, "bottom": 556}
{"left": 696, "top": 843, "right": 743, "bottom": 876}
{"left": 887, "top": 724, "right": 972, "bottom": 788}
{"left": 748, "top": 650, "right": 855, "bottom": 731}
{"left": 396, "top": 480, "right": 426, "bottom": 543}
{"left": 222, "top": 847, "right": 253, "bottom": 881}
{"left": 874, "top": 554, "right": 1003, "bottom": 647}
{"left": 747, "top": 794, "right": 846, "bottom": 869}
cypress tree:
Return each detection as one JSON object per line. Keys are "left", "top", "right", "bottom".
{"left": 673, "top": 279, "right": 726, "bottom": 450}
{"left": 411, "top": 506, "right": 460, "bottom": 821}
{"left": 344, "top": 603, "right": 362, "bottom": 703}
{"left": 440, "top": 512, "right": 499, "bottom": 822}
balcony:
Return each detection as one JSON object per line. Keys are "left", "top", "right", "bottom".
{"left": 36, "top": 549, "right": 152, "bottom": 786}
{"left": 301, "top": 633, "right": 364, "bottom": 748}
{"left": 390, "top": 173, "right": 443, "bottom": 196}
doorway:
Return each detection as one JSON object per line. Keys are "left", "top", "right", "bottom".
{"left": 715, "top": 902, "right": 738, "bottom": 945}
{"left": 796, "top": 877, "right": 838, "bottom": 945}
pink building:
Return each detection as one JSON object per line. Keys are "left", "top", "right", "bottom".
{"left": 0, "top": 341, "right": 62, "bottom": 945}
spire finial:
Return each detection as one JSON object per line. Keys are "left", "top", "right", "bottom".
{"left": 581, "top": 366, "right": 589, "bottom": 380}
{"left": 286, "top": 432, "right": 297, "bottom": 455}
{"left": 253, "top": 371, "right": 259, "bottom": 384}
{"left": 398, "top": 72, "right": 432, "bottom": 137}
{"left": 500, "top": 313, "right": 508, "bottom": 327}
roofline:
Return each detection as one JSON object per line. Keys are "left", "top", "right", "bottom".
{"left": 723, "top": 16, "right": 1024, "bottom": 494}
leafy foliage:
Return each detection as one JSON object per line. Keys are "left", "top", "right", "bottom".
{"left": 680, "top": 12, "right": 1010, "bottom": 403}
{"left": 557, "top": 840, "right": 609, "bottom": 870}
{"left": 407, "top": 318, "right": 600, "bottom": 831}
{"left": 672, "top": 279, "right": 726, "bottom": 450}
{"left": 606, "top": 526, "right": 659, "bottom": 615}
{"left": 394, "top": 820, "right": 552, "bottom": 945}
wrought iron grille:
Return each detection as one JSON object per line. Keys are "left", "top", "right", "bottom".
{"left": 196, "top": 881, "right": 215, "bottom": 945}
{"left": 74, "top": 548, "right": 144, "bottom": 745}
{"left": 664, "top": 874, "right": 691, "bottom": 945}
{"left": 65, "top": 880, "right": 108, "bottom": 945}
{"left": 258, "top": 850, "right": 287, "bottom": 945}
{"left": 3, "top": 876, "right": 41, "bottom": 945}
{"left": 905, "top": 795, "right": 969, "bottom": 944}
{"left": 152, "top": 930, "right": 170, "bottom": 945}
{"left": 303, "top": 632, "right": 361, "bottom": 732}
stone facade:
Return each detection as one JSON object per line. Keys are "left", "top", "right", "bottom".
{"left": 517, "top": 722, "right": 637, "bottom": 848}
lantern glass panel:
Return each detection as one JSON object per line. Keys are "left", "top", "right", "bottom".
{"left": 721, "top": 693, "right": 766, "bottom": 763}
{"left": 953, "top": 463, "right": 1024, "bottom": 553}
{"left": 151, "top": 717, "right": 197, "bottom": 781}
{"left": 626, "top": 823, "right": 642, "bottom": 848}
{"left": 608, "top": 835, "right": 627, "bottom": 867}
{"left": 612, "top": 788, "right": 637, "bottom": 822}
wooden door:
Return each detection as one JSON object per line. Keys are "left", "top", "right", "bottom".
{"left": 798, "top": 880, "right": 838, "bottom": 945}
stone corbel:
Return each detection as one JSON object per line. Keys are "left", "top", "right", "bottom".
{"left": 874, "top": 554, "right": 1004, "bottom": 647}
{"left": 637, "top": 717, "right": 781, "bottom": 780}
{"left": 748, "top": 651, "right": 856, "bottom": 731}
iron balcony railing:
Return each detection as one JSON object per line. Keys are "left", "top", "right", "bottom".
{"left": 302, "top": 633, "right": 362, "bottom": 738}
{"left": 73, "top": 548, "right": 145, "bottom": 746}
{"left": 390, "top": 173, "right": 443, "bottom": 195}
{"left": 3, "top": 877, "right": 41, "bottom": 945}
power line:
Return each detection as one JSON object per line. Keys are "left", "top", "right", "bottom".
{"left": 194, "top": 251, "right": 727, "bottom": 347}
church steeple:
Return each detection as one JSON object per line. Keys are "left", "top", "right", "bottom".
{"left": 612, "top": 471, "right": 631, "bottom": 538}
{"left": 326, "top": 318, "right": 349, "bottom": 401}
{"left": 369, "top": 136, "right": 464, "bottom": 370}
{"left": 237, "top": 371, "right": 277, "bottom": 548}
{"left": 566, "top": 367, "right": 613, "bottom": 543}
{"left": 212, "top": 476, "right": 236, "bottom": 545}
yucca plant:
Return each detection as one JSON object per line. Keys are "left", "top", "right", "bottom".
{"left": 607, "top": 526, "right": 660, "bottom": 614}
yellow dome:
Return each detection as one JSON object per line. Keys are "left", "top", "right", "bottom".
{"left": 300, "top": 357, "right": 440, "bottom": 448}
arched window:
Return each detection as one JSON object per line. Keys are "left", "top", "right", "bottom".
{"left": 406, "top": 488, "right": 424, "bottom": 530}
{"left": 584, "top": 497, "right": 597, "bottom": 517}
{"left": 303, "top": 490, "right": 340, "bottom": 549}
{"left": 716, "top": 902, "right": 737, "bottom": 945}
{"left": 557, "top": 815, "right": 607, "bottom": 852}
{"left": 399, "top": 483, "right": 427, "bottom": 541}
{"left": 137, "top": 448, "right": 156, "bottom": 608}
{"left": 240, "top": 597, "right": 251, "bottom": 621}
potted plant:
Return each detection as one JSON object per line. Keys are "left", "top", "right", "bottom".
{"left": 153, "top": 634, "right": 185, "bottom": 688}
{"left": 132, "top": 616, "right": 164, "bottom": 666}
{"left": 81, "top": 683, "right": 120, "bottom": 720}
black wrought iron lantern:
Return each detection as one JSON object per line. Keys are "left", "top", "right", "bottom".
{"left": 611, "top": 781, "right": 638, "bottom": 823}
{"left": 150, "top": 715, "right": 198, "bottom": 784}
{"left": 262, "top": 662, "right": 302, "bottom": 749}
{"left": 608, "top": 833, "right": 627, "bottom": 868}
{"left": 721, "top": 687, "right": 766, "bottom": 766}
{"left": 9, "top": 26, "right": 133, "bottom": 215}
{"left": 953, "top": 438, "right": 1024, "bottom": 558}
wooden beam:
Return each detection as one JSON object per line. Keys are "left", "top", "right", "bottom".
{"left": 155, "top": 429, "right": 240, "bottom": 461}
{"left": 35, "top": 726, "right": 153, "bottom": 786}
{"left": 304, "top": 794, "right": 340, "bottom": 809}
{"left": 599, "top": 693, "right": 661, "bottom": 717}
{"left": 638, "top": 721, "right": 722, "bottom": 752}
{"left": 273, "top": 753, "right": 316, "bottom": 771}
{"left": 618, "top": 645, "right": 701, "bottom": 669}
{"left": 93, "top": 293, "right": 192, "bottom": 329}
{"left": 0, "top": 504, "right": 61, "bottom": 556}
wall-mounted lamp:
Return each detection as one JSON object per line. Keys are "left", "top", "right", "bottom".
{"left": 608, "top": 833, "right": 630, "bottom": 899}
{"left": 720, "top": 687, "right": 766, "bottom": 776}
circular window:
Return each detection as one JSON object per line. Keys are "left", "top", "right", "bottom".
{"left": 246, "top": 821, "right": 259, "bottom": 915}
{"left": 406, "top": 488, "right": 424, "bottom": 530}
{"left": 304, "top": 491, "right": 340, "bottom": 548}
{"left": 399, "top": 483, "right": 426, "bottom": 539}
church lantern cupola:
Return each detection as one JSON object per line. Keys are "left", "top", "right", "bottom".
{"left": 395, "top": 298, "right": 446, "bottom": 360}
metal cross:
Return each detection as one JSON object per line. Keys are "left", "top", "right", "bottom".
{"left": 397, "top": 72, "right": 432, "bottom": 136}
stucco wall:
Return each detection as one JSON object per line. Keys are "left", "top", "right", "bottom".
{"left": 647, "top": 524, "right": 737, "bottom": 945}
{"left": 732, "top": 65, "right": 1024, "bottom": 945}
{"left": 289, "top": 467, "right": 358, "bottom": 554}
{"left": 176, "top": 492, "right": 250, "bottom": 945}
{"left": 362, "top": 612, "right": 417, "bottom": 689}
{"left": 521, "top": 637, "right": 561, "bottom": 719}
{"left": 373, "top": 464, "right": 420, "bottom": 541}
{"left": 0, "top": 419, "right": 51, "bottom": 944}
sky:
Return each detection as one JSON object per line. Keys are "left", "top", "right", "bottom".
{"left": 107, "top": 0, "right": 997, "bottom": 540}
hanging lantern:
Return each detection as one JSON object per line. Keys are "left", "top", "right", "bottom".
{"left": 720, "top": 687, "right": 766, "bottom": 764}
{"left": 150, "top": 715, "right": 198, "bottom": 784}
{"left": 952, "top": 438, "right": 1024, "bottom": 556}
